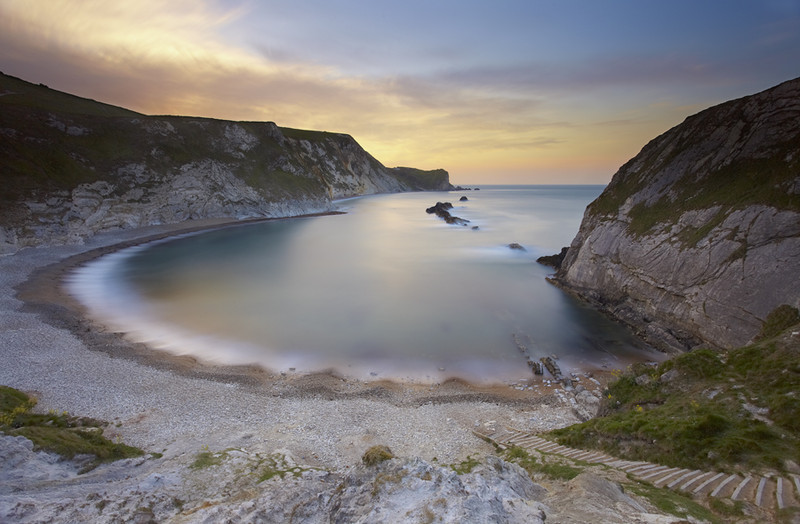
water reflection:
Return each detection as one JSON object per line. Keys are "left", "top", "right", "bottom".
{"left": 69, "top": 187, "right": 665, "bottom": 382}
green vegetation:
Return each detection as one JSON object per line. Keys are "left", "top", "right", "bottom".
{"left": 756, "top": 304, "right": 800, "bottom": 341}
{"left": 256, "top": 453, "right": 314, "bottom": 482}
{"left": 622, "top": 154, "right": 800, "bottom": 239}
{"left": 278, "top": 126, "right": 341, "bottom": 141}
{"left": 503, "top": 446, "right": 583, "bottom": 481}
{"left": 626, "top": 482, "right": 724, "bottom": 523}
{"left": 190, "top": 448, "right": 226, "bottom": 469}
{"left": 0, "top": 72, "right": 140, "bottom": 117}
{"left": 450, "top": 454, "right": 480, "bottom": 474}
{"left": 362, "top": 445, "right": 395, "bottom": 466}
{"left": 390, "top": 166, "right": 451, "bottom": 190}
{"left": 0, "top": 386, "right": 144, "bottom": 471}
{"left": 585, "top": 89, "right": 800, "bottom": 244}
{"left": 548, "top": 311, "right": 800, "bottom": 473}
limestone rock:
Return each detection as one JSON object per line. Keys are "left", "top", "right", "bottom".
{"left": 556, "top": 77, "right": 800, "bottom": 351}
{"left": 0, "top": 73, "right": 453, "bottom": 254}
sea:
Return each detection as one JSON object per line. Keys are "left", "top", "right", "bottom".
{"left": 67, "top": 185, "right": 665, "bottom": 383}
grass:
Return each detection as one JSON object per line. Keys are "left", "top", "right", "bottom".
{"left": 450, "top": 454, "right": 480, "bottom": 475}
{"left": 503, "top": 446, "right": 583, "bottom": 481}
{"left": 190, "top": 449, "right": 225, "bottom": 469}
{"left": 256, "top": 453, "right": 313, "bottom": 482}
{"left": 547, "top": 311, "right": 800, "bottom": 474}
{"left": 362, "top": 445, "right": 395, "bottom": 466}
{"left": 0, "top": 386, "right": 144, "bottom": 471}
{"left": 626, "top": 482, "right": 723, "bottom": 523}
{"left": 584, "top": 90, "right": 800, "bottom": 247}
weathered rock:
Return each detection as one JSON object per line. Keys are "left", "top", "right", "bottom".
{"left": 0, "top": 73, "right": 453, "bottom": 255}
{"left": 425, "top": 201, "right": 454, "bottom": 215}
{"left": 536, "top": 246, "right": 569, "bottom": 269}
{"left": 0, "top": 440, "right": 548, "bottom": 524}
{"left": 508, "top": 243, "right": 526, "bottom": 251}
{"left": 556, "top": 77, "right": 800, "bottom": 352}
{"left": 459, "top": 196, "right": 469, "bottom": 201}
{"left": 425, "top": 201, "right": 470, "bottom": 226}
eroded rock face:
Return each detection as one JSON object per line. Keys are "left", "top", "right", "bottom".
{"left": 0, "top": 441, "right": 547, "bottom": 524}
{"left": 0, "top": 74, "right": 452, "bottom": 254}
{"left": 556, "top": 77, "right": 800, "bottom": 351}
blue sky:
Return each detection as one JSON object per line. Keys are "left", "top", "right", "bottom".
{"left": 1, "top": 0, "right": 798, "bottom": 184}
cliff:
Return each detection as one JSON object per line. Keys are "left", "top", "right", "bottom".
{"left": 555, "top": 77, "right": 800, "bottom": 352}
{"left": 0, "top": 73, "right": 451, "bottom": 254}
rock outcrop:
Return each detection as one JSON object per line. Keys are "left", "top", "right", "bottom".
{"left": 425, "top": 201, "right": 470, "bottom": 225}
{"left": 0, "top": 440, "right": 548, "bottom": 524}
{"left": 0, "top": 73, "right": 452, "bottom": 254}
{"left": 555, "top": 77, "right": 800, "bottom": 352}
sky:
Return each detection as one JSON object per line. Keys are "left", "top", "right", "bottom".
{"left": 0, "top": 1, "right": 798, "bottom": 185}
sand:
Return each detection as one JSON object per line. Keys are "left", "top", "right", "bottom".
{"left": 0, "top": 219, "right": 591, "bottom": 471}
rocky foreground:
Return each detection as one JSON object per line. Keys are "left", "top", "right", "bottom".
{"left": 0, "top": 223, "right": 703, "bottom": 524}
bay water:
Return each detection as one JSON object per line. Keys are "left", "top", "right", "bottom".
{"left": 68, "top": 185, "right": 664, "bottom": 383}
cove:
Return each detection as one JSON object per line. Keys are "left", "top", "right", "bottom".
{"left": 67, "top": 186, "right": 665, "bottom": 383}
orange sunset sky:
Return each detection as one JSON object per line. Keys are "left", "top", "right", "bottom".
{"left": 1, "top": 0, "right": 798, "bottom": 184}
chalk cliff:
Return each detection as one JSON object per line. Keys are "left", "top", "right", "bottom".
{"left": 0, "top": 73, "right": 451, "bottom": 254}
{"left": 555, "top": 78, "right": 800, "bottom": 352}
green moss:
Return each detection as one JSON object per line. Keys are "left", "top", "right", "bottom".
{"left": 756, "top": 304, "right": 800, "bottom": 341}
{"left": 450, "top": 454, "right": 480, "bottom": 474}
{"left": 1, "top": 386, "right": 144, "bottom": 470}
{"left": 362, "top": 445, "right": 395, "bottom": 466}
{"left": 627, "top": 482, "right": 722, "bottom": 523}
{"left": 191, "top": 450, "right": 225, "bottom": 469}
{"left": 503, "top": 446, "right": 582, "bottom": 481}
{"left": 624, "top": 155, "right": 799, "bottom": 238}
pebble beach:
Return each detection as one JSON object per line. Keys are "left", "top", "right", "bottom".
{"left": 0, "top": 220, "right": 587, "bottom": 470}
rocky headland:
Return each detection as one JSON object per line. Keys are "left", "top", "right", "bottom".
{"left": 0, "top": 73, "right": 451, "bottom": 255}
{"left": 553, "top": 77, "right": 800, "bottom": 352}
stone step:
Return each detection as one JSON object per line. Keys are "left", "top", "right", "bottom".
{"left": 710, "top": 474, "right": 740, "bottom": 498}
{"left": 476, "top": 424, "right": 800, "bottom": 510}
{"left": 731, "top": 475, "right": 755, "bottom": 501}
{"left": 652, "top": 468, "right": 691, "bottom": 487}
{"left": 692, "top": 472, "right": 725, "bottom": 495}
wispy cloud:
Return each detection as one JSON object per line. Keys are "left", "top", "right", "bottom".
{"left": 1, "top": 0, "right": 796, "bottom": 184}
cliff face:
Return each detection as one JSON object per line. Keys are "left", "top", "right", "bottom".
{"left": 556, "top": 78, "right": 800, "bottom": 352}
{"left": 0, "top": 73, "right": 451, "bottom": 254}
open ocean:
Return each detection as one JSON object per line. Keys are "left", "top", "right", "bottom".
{"left": 67, "top": 185, "right": 665, "bottom": 383}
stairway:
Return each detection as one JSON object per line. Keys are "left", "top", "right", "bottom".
{"left": 475, "top": 425, "right": 799, "bottom": 510}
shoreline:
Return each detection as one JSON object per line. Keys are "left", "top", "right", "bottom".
{"left": 1, "top": 216, "right": 602, "bottom": 473}
{"left": 17, "top": 215, "right": 583, "bottom": 402}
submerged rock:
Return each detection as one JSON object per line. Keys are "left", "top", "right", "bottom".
{"left": 425, "top": 201, "right": 470, "bottom": 226}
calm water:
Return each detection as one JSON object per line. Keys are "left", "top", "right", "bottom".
{"left": 68, "top": 186, "right": 664, "bottom": 383}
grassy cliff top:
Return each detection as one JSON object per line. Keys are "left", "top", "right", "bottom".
{"left": 0, "top": 73, "right": 141, "bottom": 117}
{"left": 549, "top": 305, "right": 800, "bottom": 475}
{"left": 586, "top": 77, "right": 800, "bottom": 236}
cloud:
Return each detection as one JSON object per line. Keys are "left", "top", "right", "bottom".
{"left": 5, "top": 0, "right": 788, "bottom": 184}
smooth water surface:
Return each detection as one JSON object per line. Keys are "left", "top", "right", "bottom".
{"left": 68, "top": 186, "right": 664, "bottom": 382}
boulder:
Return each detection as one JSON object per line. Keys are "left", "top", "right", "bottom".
{"left": 426, "top": 202, "right": 470, "bottom": 226}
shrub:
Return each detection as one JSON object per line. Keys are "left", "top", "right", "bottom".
{"left": 756, "top": 304, "right": 800, "bottom": 341}
{"left": 362, "top": 445, "right": 394, "bottom": 466}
